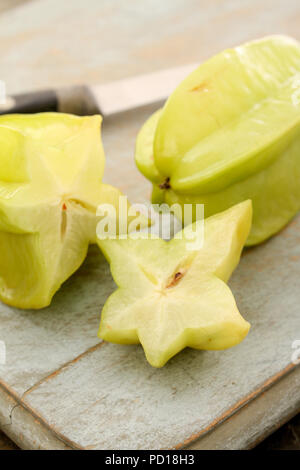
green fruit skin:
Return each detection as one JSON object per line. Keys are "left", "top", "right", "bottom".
{"left": 151, "top": 184, "right": 165, "bottom": 205}
{"left": 135, "top": 109, "right": 163, "bottom": 184}
{"left": 135, "top": 36, "right": 300, "bottom": 245}
{"left": 165, "top": 131, "right": 300, "bottom": 245}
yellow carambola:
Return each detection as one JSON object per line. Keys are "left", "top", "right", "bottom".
{"left": 98, "top": 200, "right": 252, "bottom": 368}
{"left": 135, "top": 36, "right": 300, "bottom": 245}
{"left": 0, "top": 113, "right": 127, "bottom": 309}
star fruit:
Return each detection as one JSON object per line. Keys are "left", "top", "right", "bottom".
{"left": 135, "top": 36, "right": 300, "bottom": 245}
{"left": 98, "top": 200, "right": 252, "bottom": 368}
{"left": 0, "top": 113, "right": 129, "bottom": 309}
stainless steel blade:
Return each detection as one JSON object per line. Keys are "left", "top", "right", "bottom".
{"left": 1, "top": 63, "right": 198, "bottom": 116}
{"left": 89, "top": 63, "right": 198, "bottom": 116}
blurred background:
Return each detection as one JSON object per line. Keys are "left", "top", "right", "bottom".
{"left": 0, "top": 0, "right": 299, "bottom": 450}
{"left": 1, "top": 0, "right": 300, "bottom": 95}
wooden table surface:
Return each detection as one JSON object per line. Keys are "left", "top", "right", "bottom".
{"left": 0, "top": 0, "right": 299, "bottom": 450}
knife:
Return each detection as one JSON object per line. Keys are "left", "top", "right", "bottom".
{"left": 0, "top": 63, "right": 198, "bottom": 117}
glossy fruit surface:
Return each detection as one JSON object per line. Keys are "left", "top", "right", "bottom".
{"left": 135, "top": 36, "right": 300, "bottom": 245}
{"left": 98, "top": 200, "right": 252, "bottom": 368}
{"left": 0, "top": 113, "right": 124, "bottom": 309}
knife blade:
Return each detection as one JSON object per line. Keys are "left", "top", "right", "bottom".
{"left": 0, "top": 63, "right": 197, "bottom": 116}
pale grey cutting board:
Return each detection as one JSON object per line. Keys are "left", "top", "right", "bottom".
{"left": 0, "top": 103, "right": 299, "bottom": 450}
{"left": 0, "top": 0, "right": 300, "bottom": 451}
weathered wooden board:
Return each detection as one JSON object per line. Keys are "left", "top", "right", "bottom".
{"left": 0, "top": 102, "right": 299, "bottom": 450}
{"left": 0, "top": 0, "right": 299, "bottom": 450}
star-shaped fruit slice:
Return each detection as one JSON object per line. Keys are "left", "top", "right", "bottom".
{"left": 0, "top": 113, "right": 127, "bottom": 309}
{"left": 98, "top": 200, "right": 252, "bottom": 367}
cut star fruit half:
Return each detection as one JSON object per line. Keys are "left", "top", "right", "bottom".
{"left": 135, "top": 36, "right": 300, "bottom": 245}
{"left": 0, "top": 113, "right": 134, "bottom": 309}
{"left": 98, "top": 200, "right": 252, "bottom": 368}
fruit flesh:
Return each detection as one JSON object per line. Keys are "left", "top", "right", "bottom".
{"left": 98, "top": 200, "right": 252, "bottom": 368}
{"left": 135, "top": 36, "right": 300, "bottom": 245}
{"left": 0, "top": 113, "right": 125, "bottom": 309}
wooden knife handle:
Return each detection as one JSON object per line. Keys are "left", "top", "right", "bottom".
{"left": 0, "top": 89, "right": 58, "bottom": 115}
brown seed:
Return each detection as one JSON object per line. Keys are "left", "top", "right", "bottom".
{"left": 166, "top": 271, "right": 184, "bottom": 288}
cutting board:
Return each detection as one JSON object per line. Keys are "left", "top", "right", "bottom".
{"left": 0, "top": 104, "right": 299, "bottom": 450}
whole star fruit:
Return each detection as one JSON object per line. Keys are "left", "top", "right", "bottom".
{"left": 97, "top": 200, "right": 252, "bottom": 368}
{"left": 135, "top": 36, "right": 300, "bottom": 245}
